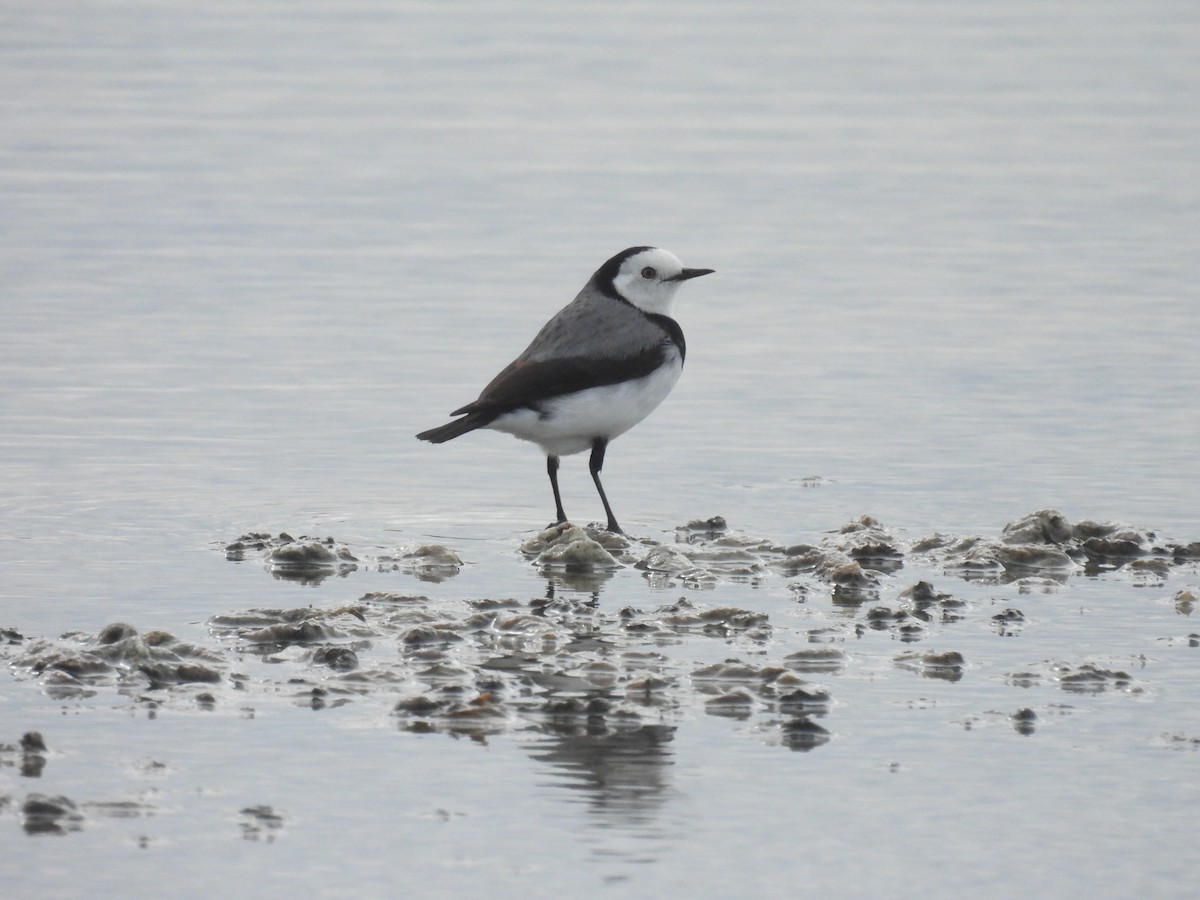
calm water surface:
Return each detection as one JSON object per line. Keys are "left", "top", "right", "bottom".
{"left": 2, "top": 2, "right": 1199, "bottom": 897}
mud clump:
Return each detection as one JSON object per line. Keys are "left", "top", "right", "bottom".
{"left": 896, "top": 650, "right": 967, "bottom": 682}
{"left": 12, "top": 624, "right": 224, "bottom": 697}
{"left": 239, "top": 805, "right": 284, "bottom": 841}
{"left": 224, "top": 533, "right": 359, "bottom": 584}
{"left": 378, "top": 545, "right": 463, "bottom": 583}
{"left": 1054, "top": 663, "right": 1135, "bottom": 693}
{"left": 23, "top": 794, "right": 83, "bottom": 836}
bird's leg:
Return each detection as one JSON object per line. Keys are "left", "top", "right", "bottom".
{"left": 589, "top": 437, "right": 623, "bottom": 534}
{"left": 546, "top": 455, "right": 567, "bottom": 526}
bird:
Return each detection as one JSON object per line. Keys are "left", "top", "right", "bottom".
{"left": 416, "top": 246, "right": 714, "bottom": 535}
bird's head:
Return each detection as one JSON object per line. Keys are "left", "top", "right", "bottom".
{"left": 596, "top": 246, "right": 714, "bottom": 316}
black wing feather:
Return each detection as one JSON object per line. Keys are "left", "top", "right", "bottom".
{"left": 468, "top": 345, "right": 667, "bottom": 413}
{"left": 416, "top": 309, "right": 683, "bottom": 444}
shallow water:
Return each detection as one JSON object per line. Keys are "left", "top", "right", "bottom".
{"left": 3, "top": 1, "right": 1199, "bottom": 897}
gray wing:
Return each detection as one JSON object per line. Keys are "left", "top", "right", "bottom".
{"left": 450, "top": 286, "right": 676, "bottom": 416}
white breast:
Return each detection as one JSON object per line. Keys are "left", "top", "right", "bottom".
{"left": 488, "top": 352, "right": 684, "bottom": 457}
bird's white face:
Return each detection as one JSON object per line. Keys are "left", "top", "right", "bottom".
{"left": 610, "top": 248, "right": 700, "bottom": 316}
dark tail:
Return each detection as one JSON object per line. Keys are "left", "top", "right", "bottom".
{"left": 416, "top": 409, "right": 497, "bottom": 444}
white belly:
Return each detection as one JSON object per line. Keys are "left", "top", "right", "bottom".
{"left": 488, "top": 356, "right": 683, "bottom": 457}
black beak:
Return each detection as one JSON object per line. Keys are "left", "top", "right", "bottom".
{"left": 668, "top": 267, "right": 715, "bottom": 282}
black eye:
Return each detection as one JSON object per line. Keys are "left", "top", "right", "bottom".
{"left": 641, "top": 266, "right": 657, "bottom": 279}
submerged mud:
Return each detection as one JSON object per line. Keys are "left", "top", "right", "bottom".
{"left": 7, "top": 510, "right": 1196, "bottom": 723}
{"left": 3, "top": 509, "right": 1198, "bottom": 836}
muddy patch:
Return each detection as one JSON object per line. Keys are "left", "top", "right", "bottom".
{"left": 0, "top": 512, "right": 1192, "bottom": 834}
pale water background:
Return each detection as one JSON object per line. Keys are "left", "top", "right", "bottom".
{"left": 2, "top": 1, "right": 1199, "bottom": 897}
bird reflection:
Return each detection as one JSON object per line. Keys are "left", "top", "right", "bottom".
{"left": 526, "top": 713, "right": 675, "bottom": 830}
